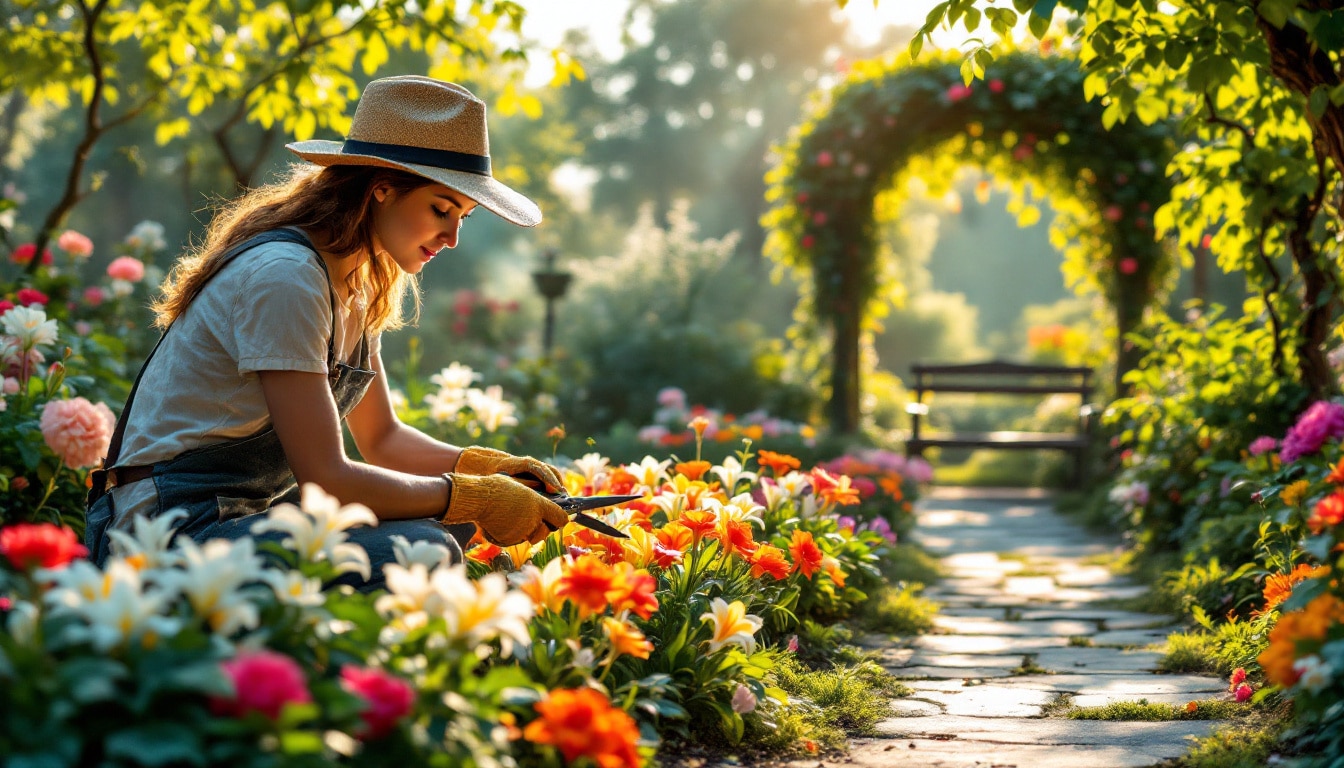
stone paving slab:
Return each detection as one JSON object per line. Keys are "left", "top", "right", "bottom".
{"left": 871, "top": 489, "right": 1229, "bottom": 766}
{"left": 911, "top": 634, "right": 1072, "bottom": 654}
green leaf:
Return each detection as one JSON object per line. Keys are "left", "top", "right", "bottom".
{"left": 1309, "top": 85, "right": 1329, "bottom": 118}
{"left": 106, "top": 724, "right": 204, "bottom": 767}
{"left": 1028, "top": 8, "right": 1051, "bottom": 38}
{"left": 278, "top": 731, "right": 324, "bottom": 754}
{"left": 361, "top": 33, "right": 389, "bottom": 76}
{"left": 1257, "top": 0, "right": 1296, "bottom": 28}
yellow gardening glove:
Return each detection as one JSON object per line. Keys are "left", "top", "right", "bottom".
{"left": 442, "top": 473, "right": 568, "bottom": 547}
{"left": 454, "top": 446, "right": 564, "bottom": 494}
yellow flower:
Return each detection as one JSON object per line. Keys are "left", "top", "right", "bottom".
{"left": 509, "top": 557, "right": 566, "bottom": 615}
{"left": 602, "top": 617, "right": 654, "bottom": 659}
{"left": 1281, "top": 480, "right": 1311, "bottom": 508}
{"left": 700, "top": 597, "right": 763, "bottom": 655}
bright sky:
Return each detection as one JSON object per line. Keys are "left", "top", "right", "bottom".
{"left": 520, "top": 0, "right": 948, "bottom": 86}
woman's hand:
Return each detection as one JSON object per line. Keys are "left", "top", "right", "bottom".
{"left": 454, "top": 446, "right": 564, "bottom": 494}
{"left": 442, "top": 473, "right": 568, "bottom": 546}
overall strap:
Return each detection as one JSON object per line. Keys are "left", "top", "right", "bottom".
{"left": 99, "top": 229, "right": 319, "bottom": 472}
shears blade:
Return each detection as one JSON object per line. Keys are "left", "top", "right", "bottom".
{"left": 552, "top": 493, "right": 641, "bottom": 539}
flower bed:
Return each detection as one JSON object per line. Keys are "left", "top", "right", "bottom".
{"left": 0, "top": 444, "right": 914, "bottom": 766}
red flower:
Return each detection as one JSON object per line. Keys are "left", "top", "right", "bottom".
{"left": 800, "top": 235, "right": 816, "bottom": 249}
{"left": 523, "top": 688, "right": 641, "bottom": 768}
{"left": 0, "top": 300, "right": 12, "bottom": 314}
{"left": 341, "top": 666, "right": 416, "bottom": 740}
{"left": 213, "top": 651, "right": 312, "bottom": 721}
{"left": 11, "top": 244, "right": 53, "bottom": 266}
{"left": 608, "top": 562, "right": 659, "bottom": 619}
{"left": 1200, "top": 233, "right": 1213, "bottom": 250}
{"left": 749, "top": 545, "right": 791, "bottom": 580}
{"left": 788, "top": 529, "right": 824, "bottom": 579}
{"left": 816, "top": 151, "right": 834, "bottom": 167}
{"left": 946, "top": 83, "right": 973, "bottom": 102}
{"left": 988, "top": 78, "right": 1005, "bottom": 93}
{"left": 1119, "top": 258, "right": 1139, "bottom": 275}
{"left": 680, "top": 510, "right": 718, "bottom": 545}
{"left": 0, "top": 523, "right": 87, "bottom": 570}
{"left": 15, "top": 288, "right": 48, "bottom": 306}
{"left": 1309, "top": 492, "right": 1344, "bottom": 534}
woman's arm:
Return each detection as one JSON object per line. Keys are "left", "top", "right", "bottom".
{"left": 258, "top": 368, "right": 449, "bottom": 520}
{"left": 343, "top": 349, "right": 464, "bottom": 475}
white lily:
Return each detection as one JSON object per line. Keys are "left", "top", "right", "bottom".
{"left": 424, "top": 387, "right": 467, "bottom": 423}
{"left": 251, "top": 483, "right": 376, "bottom": 580}
{"left": 161, "top": 537, "right": 264, "bottom": 635}
{"left": 107, "top": 509, "right": 187, "bottom": 571}
{"left": 624, "top": 456, "right": 671, "bottom": 490}
{"left": 711, "top": 456, "right": 757, "bottom": 495}
{"left": 5, "top": 600, "right": 39, "bottom": 645}
{"left": 508, "top": 557, "right": 566, "bottom": 614}
{"left": 706, "top": 493, "right": 766, "bottom": 527}
{"left": 647, "top": 489, "right": 689, "bottom": 521}
{"left": 572, "top": 452, "right": 611, "bottom": 484}
{"left": 759, "top": 478, "right": 790, "bottom": 513}
{"left": 430, "top": 362, "right": 480, "bottom": 391}
{"left": 700, "top": 597, "right": 763, "bottom": 655}
{"left": 390, "top": 534, "right": 454, "bottom": 570}
{"left": 375, "top": 563, "right": 444, "bottom": 632}
{"left": 264, "top": 570, "right": 326, "bottom": 608}
{"left": 774, "top": 470, "right": 812, "bottom": 499}
{"left": 465, "top": 385, "right": 518, "bottom": 433}
{"left": 433, "top": 567, "right": 533, "bottom": 656}
{"left": 44, "top": 559, "right": 180, "bottom": 652}
{"left": 1, "top": 305, "right": 58, "bottom": 350}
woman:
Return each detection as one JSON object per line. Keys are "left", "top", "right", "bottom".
{"left": 85, "top": 76, "right": 569, "bottom": 588}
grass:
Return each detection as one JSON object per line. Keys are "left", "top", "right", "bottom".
{"left": 1166, "top": 707, "right": 1293, "bottom": 768}
{"left": 1068, "top": 635, "right": 1093, "bottom": 647}
{"left": 859, "top": 582, "right": 939, "bottom": 636}
{"left": 879, "top": 543, "right": 945, "bottom": 585}
{"left": 1158, "top": 632, "right": 1223, "bottom": 675}
{"left": 1010, "top": 654, "right": 1050, "bottom": 675}
{"left": 1064, "top": 700, "right": 1245, "bottom": 721}
{"left": 771, "top": 657, "right": 904, "bottom": 736}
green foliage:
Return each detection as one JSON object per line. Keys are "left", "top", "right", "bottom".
{"left": 769, "top": 656, "right": 897, "bottom": 736}
{"left": 858, "top": 582, "right": 938, "bottom": 636}
{"left": 1066, "top": 699, "right": 1246, "bottom": 721}
{"left": 1159, "top": 632, "right": 1223, "bottom": 675}
{"left": 1174, "top": 720, "right": 1291, "bottom": 768}
{"left": 763, "top": 49, "right": 1177, "bottom": 422}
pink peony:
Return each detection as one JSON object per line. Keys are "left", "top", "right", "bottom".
{"left": 851, "top": 476, "right": 876, "bottom": 498}
{"left": 106, "top": 256, "right": 145, "bottom": 282}
{"left": 341, "top": 666, "right": 416, "bottom": 740}
{"left": 57, "top": 230, "right": 94, "bottom": 258}
{"left": 39, "top": 397, "right": 115, "bottom": 469}
{"left": 82, "top": 286, "right": 106, "bottom": 307}
{"left": 1280, "top": 401, "right": 1344, "bottom": 464}
{"left": 0, "top": 523, "right": 87, "bottom": 570}
{"left": 815, "top": 151, "right": 834, "bottom": 167}
{"left": 1233, "top": 683, "right": 1253, "bottom": 703}
{"left": 988, "top": 78, "right": 1005, "bottom": 93}
{"left": 946, "top": 83, "right": 973, "bottom": 102}
{"left": 214, "top": 651, "right": 312, "bottom": 721}
{"left": 16, "top": 288, "right": 48, "bottom": 307}
{"left": 1119, "top": 258, "right": 1139, "bottom": 275}
{"left": 1247, "top": 437, "right": 1278, "bottom": 457}
{"left": 731, "top": 684, "right": 757, "bottom": 714}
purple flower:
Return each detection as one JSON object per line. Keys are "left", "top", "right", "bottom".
{"left": 837, "top": 515, "right": 857, "bottom": 532}
{"left": 1280, "top": 401, "right": 1344, "bottom": 464}
{"left": 1247, "top": 436, "right": 1278, "bottom": 457}
{"left": 861, "top": 517, "right": 898, "bottom": 544}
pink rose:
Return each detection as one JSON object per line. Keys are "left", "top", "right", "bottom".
{"left": 1247, "top": 437, "right": 1278, "bottom": 457}
{"left": 946, "top": 84, "right": 973, "bottom": 102}
{"left": 812, "top": 211, "right": 828, "bottom": 226}
{"left": 39, "top": 397, "right": 115, "bottom": 469}
{"left": 1234, "top": 683, "right": 1253, "bottom": 703}
{"left": 82, "top": 286, "right": 106, "bottom": 307}
{"left": 795, "top": 192, "right": 809, "bottom": 205}
{"left": 988, "top": 79, "right": 1005, "bottom": 93}
{"left": 106, "top": 256, "right": 145, "bottom": 282}
{"left": 816, "top": 151, "right": 834, "bottom": 168}
{"left": 341, "top": 666, "right": 416, "bottom": 740}
{"left": 74, "top": 321, "right": 92, "bottom": 336}
{"left": 801, "top": 235, "right": 816, "bottom": 249}
{"left": 1119, "top": 258, "right": 1139, "bottom": 275}
{"left": 214, "top": 651, "right": 312, "bottom": 721}
{"left": 731, "top": 684, "right": 757, "bottom": 714}
{"left": 1104, "top": 205, "right": 1124, "bottom": 222}
{"left": 16, "top": 288, "right": 48, "bottom": 307}
{"left": 57, "top": 230, "right": 94, "bottom": 258}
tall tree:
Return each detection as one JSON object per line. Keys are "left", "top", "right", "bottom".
{"left": 913, "top": 0, "right": 1343, "bottom": 398}
{"left": 0, "top": 0, "right": 574, "bottom": 273}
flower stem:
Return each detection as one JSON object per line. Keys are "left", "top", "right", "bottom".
{"left": 33, "top": 458, "right": 65, "bottom": 518}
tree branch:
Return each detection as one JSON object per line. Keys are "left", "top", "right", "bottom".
{"left": 1201, "top": 92, "right": 1255, "bottom": 146}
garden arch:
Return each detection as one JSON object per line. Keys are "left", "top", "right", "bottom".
{"left": 763, "top": 51, "right": 1179, "bottom": 432}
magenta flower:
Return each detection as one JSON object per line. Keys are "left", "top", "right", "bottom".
{"left": 1280, "top": 401, "right": 1344, "bottom": 463}
{"left": 341, "top": 666, "right": 416, "bottom": 740}
{"left": 1247, "top": 436, "right": 1278, "bottom": 457}
{"left": 1233, "top": 683, "right": 1253, "bottom": 703}
{"left": 213, "top": 651, "right": 312, "bottom": 721}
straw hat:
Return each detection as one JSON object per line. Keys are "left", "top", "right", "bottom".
{"left": 287, "top": 76, "right": 541, "bottom": 227}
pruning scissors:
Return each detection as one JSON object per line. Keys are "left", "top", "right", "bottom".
{"left": 549, "top": 493, "right": 641, "bottom": 539}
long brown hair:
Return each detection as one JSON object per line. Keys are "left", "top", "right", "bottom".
{"left": 152, "top": 165, "right": 432, "bottom": 332}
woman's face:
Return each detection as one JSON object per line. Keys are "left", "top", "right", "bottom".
{"left": 371, "top": 183, "right": 479, "bottom": 275}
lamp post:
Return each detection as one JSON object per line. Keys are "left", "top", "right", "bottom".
{"left": 531, "top": 249, "right": 572, "bottom": 359}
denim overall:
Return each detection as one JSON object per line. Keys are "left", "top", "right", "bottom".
{"left": 86, "top": 229, "right": 472, "bottom": 590}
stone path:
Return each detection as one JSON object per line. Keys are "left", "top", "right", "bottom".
{"left": 822, "top": 487, "right": 1234, "bottom": 768}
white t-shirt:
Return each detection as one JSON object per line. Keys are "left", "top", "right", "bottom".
{"left": 108, "top": 239, "right": 381, "bottom": 528}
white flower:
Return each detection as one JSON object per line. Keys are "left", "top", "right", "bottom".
{"left": 107, "top": 509, "right": 187, "bottom": 571}
{"left": 534, "top": 392, "right": 558, "bottom": 412}
{"left": 624, "top": 456, "right": 671, "bottom": 489}
{"left": 572, "top": 452, "right": 611, "bottom": 484}
{"left": 774, "top": 471, "right": 811, "bottom": 499}
{"left": 377, "top": 564, "right": 534, "bottom": 656}
{"left": 264, "top": 570, "right": 326, "bottom": 608}
{"left": 5, "top": 600, "right": 39, "bottom": 645}
{"left": 430, "top": 362, "right": 480, "bottom": 391}
{"left": 731, "top": 683, "right": 757, "bottom": 714}
{"left": 251, "top": 483, "right": 377, "bottom": 580}
{"left": 110, "top": 279, "right": 134, "bottom": 298}
{"left": 376, "top": 563, "right": 441, "bottom": 633}
{"left": 465, "top": 385, "right": 518, "bottom": 433}
{"left": 390, "top": 534, "right": 454, "bottom": 570}
{"left": 1, "top": 305, "right": 58, "bottom": 349}
{"left": 707, "top": 492, "right": 765, "bottom": 527}
{"left": 44, "top": 559, "right": 180, "bottom": 651}
{"left": 759, "top": 478, "right": 790, "bottom": 513}
{"left": 1293, "top": 655, "right": 1334, "bottom": 693}
{"left": 648, "top": 489, "right": 689, "bottom": 521}
{"left": 424, "top": 387, "right": 467, "bottom": 423}
{"left": 796, "top": 493, "right": 821, "bottom": 519}
{"left": 125, "top": 220, "right": 167, "bottom": 251}
{"left": 160, "top": 537, "right": 265, "bottom": 636}
{"left": 711, "top": 456, "right": 757, "bottom": 495}
{"left": 388, "top": 388, "right": 409, "bottom": 413}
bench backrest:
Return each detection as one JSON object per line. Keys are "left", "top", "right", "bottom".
{"left": 911, "top": 360, "right": 1093, "bottom": 397}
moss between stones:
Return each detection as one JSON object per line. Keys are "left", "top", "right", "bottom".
{"left": 1065, "top": 699, "right": 1244, "bottom": 721}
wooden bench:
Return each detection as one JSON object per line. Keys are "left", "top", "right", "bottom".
{"left": 905, "top": 360, "right": 1096, "bottom": 486}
